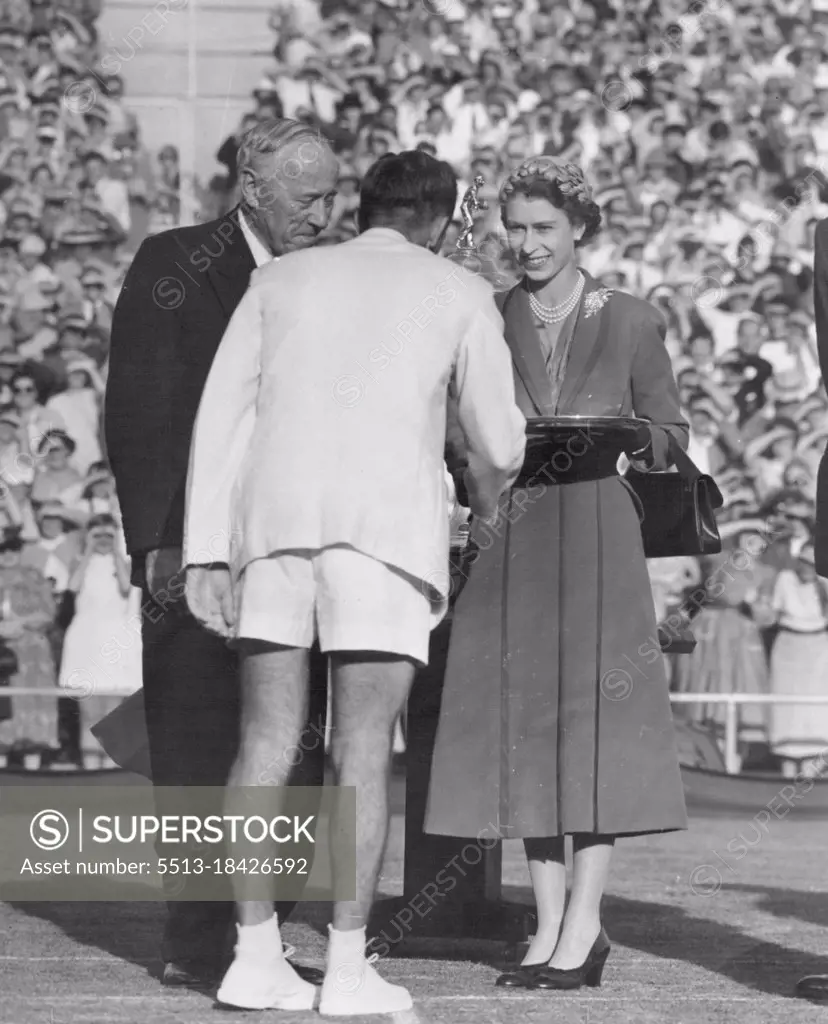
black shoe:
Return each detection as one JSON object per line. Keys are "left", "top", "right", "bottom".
{"left": 161, "top": 960, "right": 221, "bottom": 989}
{"left": 496, "top": 963, "right": 550, "bottom": 988}
{"left": 532, "top": 929, "right": 611, "bottom": 990}
{"left": 796, "top": 975, "right": 828, "bottom": 1002}
{"left": 287, "top": 959, "right": 324, "bottom": 985}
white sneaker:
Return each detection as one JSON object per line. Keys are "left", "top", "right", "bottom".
{"left": 217, "top": 951, "right": 316, "bottom": 1011}
{"left": 319, "top": 953, "right": 413, "bottom": 1016}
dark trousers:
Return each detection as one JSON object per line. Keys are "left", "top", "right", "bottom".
{"left": 141, "top": 585, "right": 328, "bottom": 966}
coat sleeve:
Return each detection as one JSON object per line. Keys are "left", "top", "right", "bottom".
{"left": 183, "top": 276, "right": 263, "bottom": 568}
{"left": 443, "top": 289, "right": 511, "bottom": 505}
{"left": 444, "top": 380, "right": 469, "bottom": 505}
{"left": 451, "top": 291, "right": 526, "bottom": 519}
{"left": 629, "top": 305, "right": 689, "bottom": 471}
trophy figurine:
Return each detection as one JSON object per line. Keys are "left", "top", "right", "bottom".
{"left": 456, "top": 175, "right": 488, "bottom": 252}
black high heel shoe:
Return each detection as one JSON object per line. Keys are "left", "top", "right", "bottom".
{"left": 531, "top": 929, "right": 611, "bottom": 990}
{"left": 495, "top": 963, "right": 550, "bottom": 988}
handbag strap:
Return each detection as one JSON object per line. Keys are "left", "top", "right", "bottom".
{"left": 666, "top": 433, "right": 702, "bottom": 480}
{"left": 664, "top": 433, "right": 724, "bottom": 509}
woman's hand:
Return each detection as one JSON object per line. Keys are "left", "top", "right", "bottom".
{"left": 625, "top": 424, "right": 653, "bottom": 469}
{"left": 626, "top": 423, "right": 652, "bottom": 454}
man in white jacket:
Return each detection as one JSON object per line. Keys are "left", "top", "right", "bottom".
{"left": 183, "top": 150, "right": 526, "bottom": 1016}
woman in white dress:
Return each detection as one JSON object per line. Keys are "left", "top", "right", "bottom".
{"left": 759, "top": 540, "right": 828, "bottom": 773}
{"left": 45, "top": 357, "right": 103, "bottom": 477}
{"left": 58, "top": 514, "right": 142, "bottom": 763}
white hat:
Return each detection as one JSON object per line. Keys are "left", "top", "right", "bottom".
{"left": 65, "top": 354, "right": 96, "bottom": 376}
{"left": 19, "top": 234, "right": 46, "bottom": 256}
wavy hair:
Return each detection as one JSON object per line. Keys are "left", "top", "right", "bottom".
{"left": 499, "top": 158, "right": 602, "bottom": 245}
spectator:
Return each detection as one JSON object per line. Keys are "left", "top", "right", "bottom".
{"left": 0, "top": 524, "right": 58, "bottom": 765}
{"left": 761, "top": 541, "right": 828, "bottom": 774}
{"left": 58, "top": 512, "right": 139, "bottom": 764}
{"left": 45, "top": 356, "right": 102, "bottom": 475}
{"left": 30, "top": 429, "right": 82, "bottom": 505}
{"left": 22, "top": 500, "right": 82, "bottom": 595}
{"left": 10, "top": 370, "right": 65, "bottom": 457}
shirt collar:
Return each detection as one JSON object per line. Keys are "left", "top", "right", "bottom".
{"left": 238, "top": 209, "right": 277, "bottom": 268}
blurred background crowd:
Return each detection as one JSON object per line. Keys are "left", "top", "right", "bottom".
{"left": 0, "top": 0, "right": 824, "bottom": 772}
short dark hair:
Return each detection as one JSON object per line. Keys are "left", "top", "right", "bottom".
{"left": 358, "top": 151, "right": 457, "bottom": 232}
{"left": 87, "top": 513, "right": 117, "bottom": 532}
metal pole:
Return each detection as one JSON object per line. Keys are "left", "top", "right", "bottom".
{"left": 724, "top": 699, "right": 740, "bottom": 774}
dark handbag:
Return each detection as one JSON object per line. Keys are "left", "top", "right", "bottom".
{"left": 625, "top": 435, "right": 724, "bottom": 558}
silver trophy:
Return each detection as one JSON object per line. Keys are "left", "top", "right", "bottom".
{"left": 456, "top": 175, "right": 488, "bottom": 252}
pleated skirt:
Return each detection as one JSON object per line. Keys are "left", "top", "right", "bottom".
{"left": 424, "top": 476, "right": 688, "bottom": 839}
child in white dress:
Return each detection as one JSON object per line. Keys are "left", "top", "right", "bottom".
{"left": 58, "top": 514, "right": 142, "bottom": 765}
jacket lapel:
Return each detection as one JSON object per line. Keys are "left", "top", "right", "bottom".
{"left": 500, "top": 284, "right": 554, "bottom": 415}
{"left": 557, "top": 270, "right": 611, "bottom": 413}
{"left": 206, "top": 209, "right": 257, "bottom": 320}
{"left": 173, "top": 207, "right": 256, "bottom": 322}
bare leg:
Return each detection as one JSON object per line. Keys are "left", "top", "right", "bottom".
{"left": 320, "top": 651, "right": 416, "bottom": 1016}
{"left": 217, "top": 642, "right": 315, "bottom": 1011}
{"left": 547, "top": 833, "right": 614, "bottom": 969}
{"left": 328, "top": 651, "right": 416, "bottom": 929}
{"left": 522, "top": 837, "right": 566, "bottom": 964}
{"left": 227, "top": 641, "right": 309, "bottom": 925}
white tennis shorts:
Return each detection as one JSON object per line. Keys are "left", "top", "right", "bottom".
{"left": 236, "top": 545, "right": 441, "bottom": 666}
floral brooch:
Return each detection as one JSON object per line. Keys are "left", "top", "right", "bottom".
{"left": 583, "top": 287, "right": 613, "bottom": 318}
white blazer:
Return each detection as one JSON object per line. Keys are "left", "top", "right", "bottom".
{"left": 183, "top": 227, "right": 526, "bottom": 607}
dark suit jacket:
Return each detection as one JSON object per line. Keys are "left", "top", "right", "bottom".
{"left": 105, "top": 208, "right": 255, "bottom": 559}
{"left": 814, "top": 219, "right": 828, "bottom": 576}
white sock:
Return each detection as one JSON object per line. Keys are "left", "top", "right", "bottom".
{"left": 327, "top": 924, "right": 367, "bottom": 966}
{"left": 236, "top": 914, "right": 283, "bottom": 959}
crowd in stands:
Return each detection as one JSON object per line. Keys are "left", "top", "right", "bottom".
{"left": 212, "top": 0, "right": 828, "bottom": 774}
{"left": 0, "top": 0, "right": 827, "bottom": 771}
{"left": 0, "top": 0, "right": 177, "bottom": 766}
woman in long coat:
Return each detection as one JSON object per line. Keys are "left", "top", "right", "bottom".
{"left": 425, "top": 158, "right": 688, "bottom": 990}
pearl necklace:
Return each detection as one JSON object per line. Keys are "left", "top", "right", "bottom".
{"left": 529, "top": 271, "right": 586, "bottom": 325}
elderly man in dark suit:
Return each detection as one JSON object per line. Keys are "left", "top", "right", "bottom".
{"left": 105, "top": 118, "right": 338, "bottom": 990}
{"left": 798, "top": 219, "right": 828, "bottom": 1004}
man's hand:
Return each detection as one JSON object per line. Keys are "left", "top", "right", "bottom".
{"left": 145, "top": 546, "right": 183, "bottom": 595}
{"left": 185, "top": 566, "right": 235, "bottom": 639}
